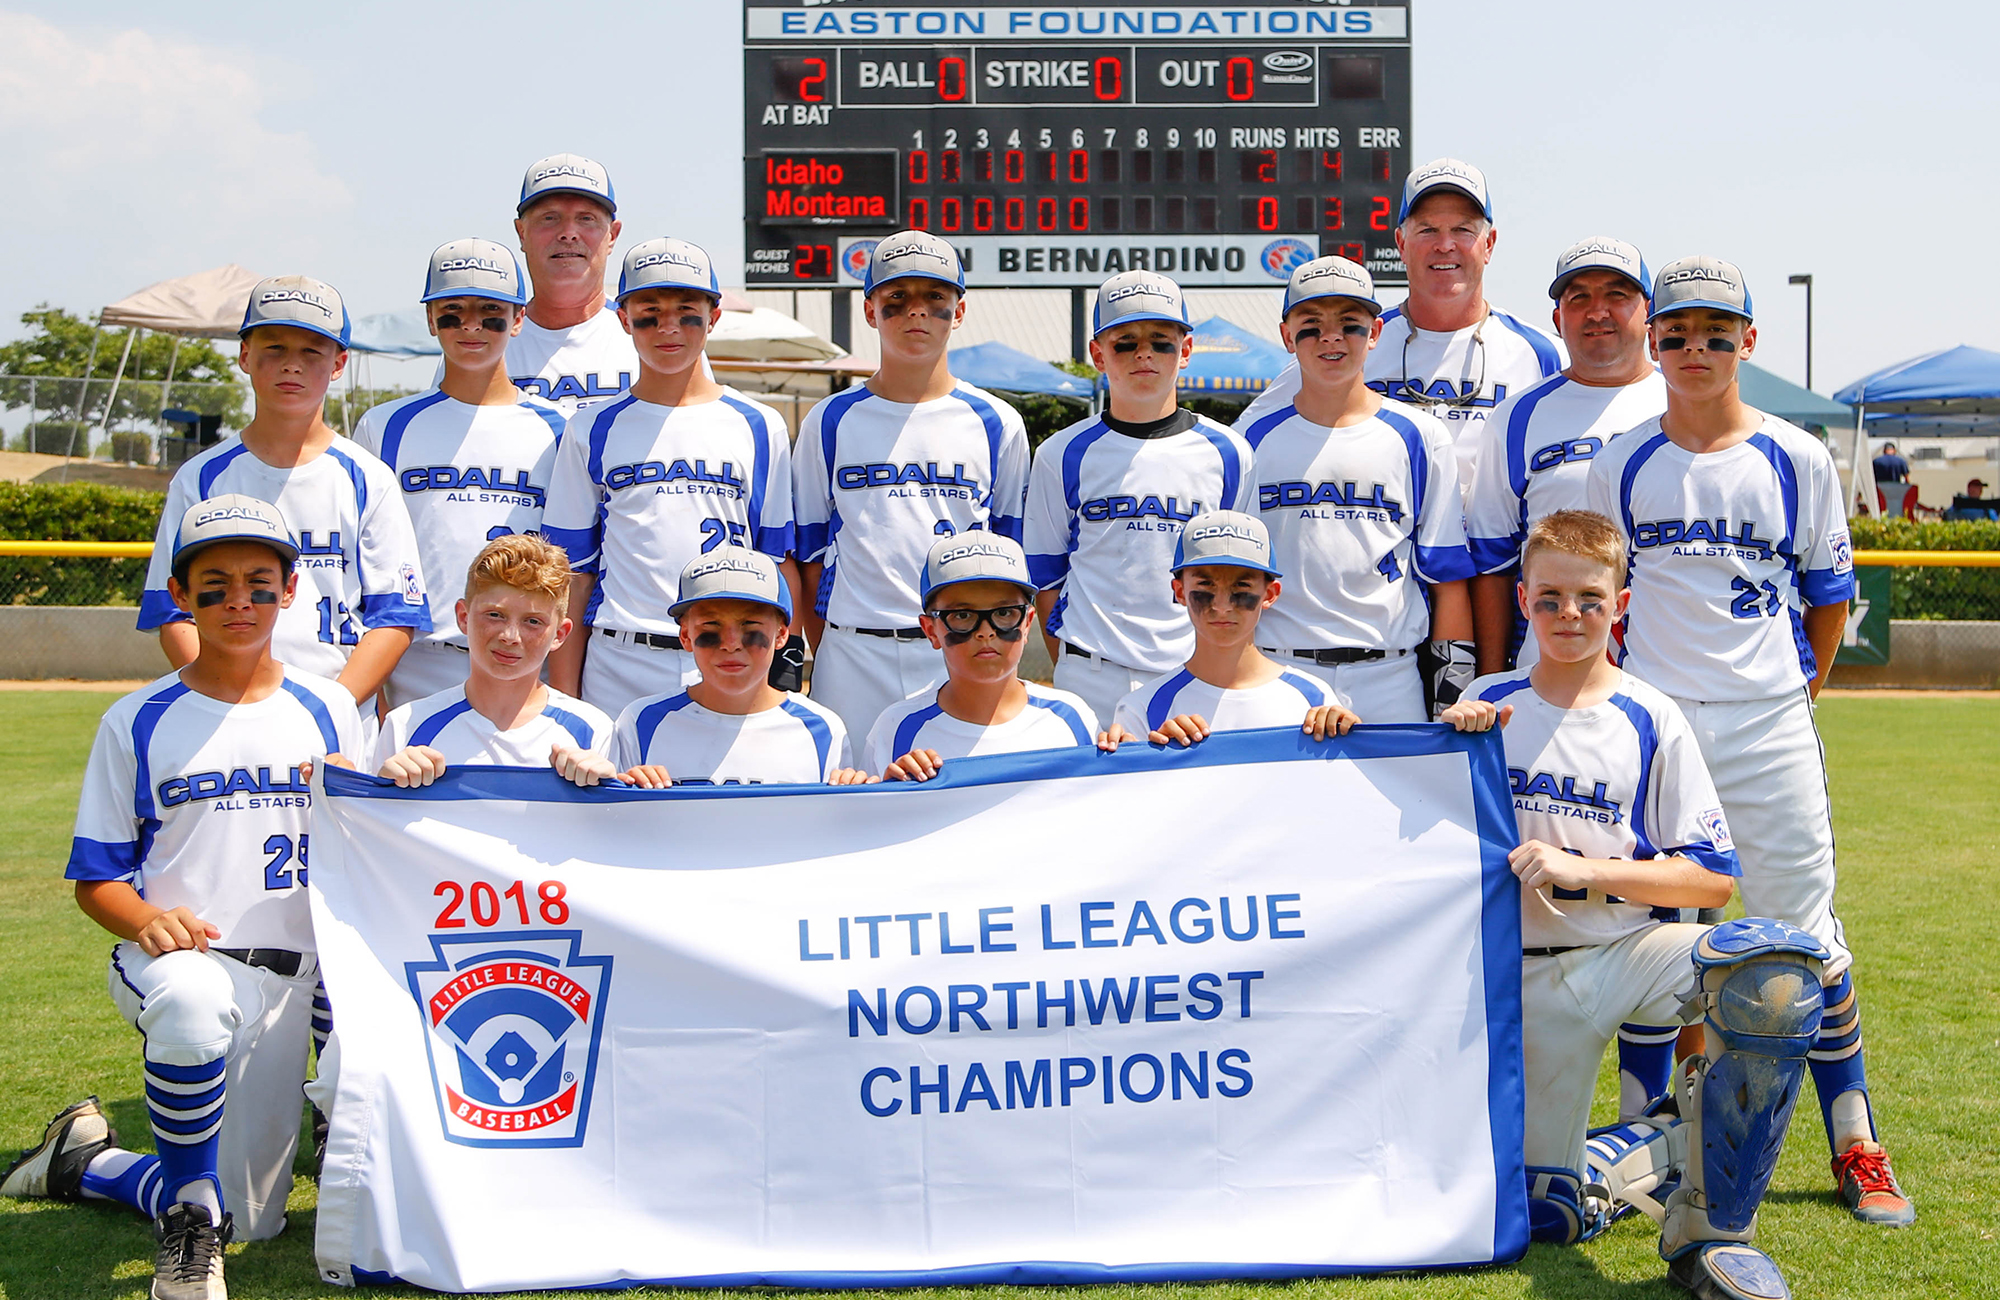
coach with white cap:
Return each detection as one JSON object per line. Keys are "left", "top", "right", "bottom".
{"left": 1463, "top": 236, "right": 1666, "bottom": 674}
{"left": 1241, "top": 157, "right": 1564, "bottom": 488}
{"left": 504, "top": 153, "right": 641, "bottom": 415}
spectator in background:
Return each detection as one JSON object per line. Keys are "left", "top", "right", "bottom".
{"left": 1950, "top": 478, "right": 1996, "bottom": 521}
{"left": 1872, "top": 441, "right": 1909, "bottom": 483}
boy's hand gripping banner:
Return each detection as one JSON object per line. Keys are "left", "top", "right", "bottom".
{"left": 309, "top": 725, "right": 1525, "bottom": 1291}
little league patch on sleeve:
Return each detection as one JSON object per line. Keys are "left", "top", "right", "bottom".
{"left": 1700, "top": 807, "right": 1734, "bottom": 851}
{"left": 401, "top": 563, "right": 424, "bottom": 605}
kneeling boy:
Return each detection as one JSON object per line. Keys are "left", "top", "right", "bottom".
{"left": 5, "top": 497, "right": 362, "bottom": 1300}
{"left": 370, "top": 534, "right": 615, "bottom": 787}
{"left": 1462, "top": 509, "right": 1824, "bottom": 1300}
{"left": 613, "top": 551, "right": 871, "bottom": 786}
{"left": 867, "top": 533, "right": 1098, "bottom": 779}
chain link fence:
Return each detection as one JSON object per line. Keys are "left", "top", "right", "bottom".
{"left": 1, "top": 375, "right": 243, "bottom": 467}
{"left": 1, "top": 551, "right": 149, "bottom": 607}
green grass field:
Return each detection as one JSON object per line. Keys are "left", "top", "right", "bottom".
{"left": 2, "top": 691, "right": 1994, "bottom": 1299}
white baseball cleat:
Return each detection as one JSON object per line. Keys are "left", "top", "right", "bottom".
{"left": 0, "top": 1096, "right": 117, "bottom": 1201}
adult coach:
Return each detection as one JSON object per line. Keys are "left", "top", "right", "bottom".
{"left": 507, "top": 153, "right": 640, "bottom": 416}
{"left": 1239, "top": 157, "right": 1563, "bottom": 486}
{"left": 1465, "top": 238, "right": 1666, "bottom": 675}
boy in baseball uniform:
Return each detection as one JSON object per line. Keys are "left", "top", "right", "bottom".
{"left": 354, "top": 240, "right": 565, "bottom": 708}
{"left": 1026, "top": 272, "right": 1254, "bottom": 725}
{"left": 866, "top": 532, "right": 1098, "bottom": 780}
{"left": 1236, "top": 255, "right": 1475, "bottom": 722}
{"left": 613, "top": 551, "right": 871, "bottom": 787}
{"left": 792, "top": 231, "right": 1031, "bottom": 739}
{"left": 5, "top": 497, "right": 363, "bottom": 1300}
{"left": 1586, "top": 257, "right": 1912, "bottom": 1225}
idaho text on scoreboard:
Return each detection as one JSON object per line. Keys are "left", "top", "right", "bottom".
{"left": 308, "top": 725, "right": 1524, "bottom": 1292}
{"left": 743, "top": 1, "right": 1413, "bottom": 288}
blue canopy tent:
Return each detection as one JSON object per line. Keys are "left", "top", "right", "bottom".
{"left": 1833, "top": 345, "right": 2000, "bottom": 515}
{"left": 946, "top": 342, "right": 1091, "bottom": 399}
{"left": 1179, "top": 317, "right": 1291, "bottom": 396}
{"left": 1738, "top": 362, "right": 1852, "bottom": 433}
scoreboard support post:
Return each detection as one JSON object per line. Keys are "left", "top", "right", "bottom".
{"left": 1070, "top": 288, "right": 1087, "bottom": 365}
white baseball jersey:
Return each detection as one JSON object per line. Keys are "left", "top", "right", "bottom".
{"left": 1466, "top": 668, "right": 1739, "bottom": 951}
{"left": 1464, "top": 371, "right": 1668, "bottom": 575}
{"left": 139, "top": 438, "right": 431, "bottom": 679}
{"left": 66, "top": 669, "right": 364, "bottom": 953}
{"left": 793, "top": 382, "right": 1031, "bottom": 628}
{"left": 864, "top": 682, "right": 1098, "bottom": 771}
{"left": 1112, "top": 666, "right": 1328, "bottom": 737}
{"left": 1024, "top": 412, "right": 1255, "bottom": 672}
{"left": 371, "top": 685, "right": 612, "bottom": 770}
{"left": 1585, "top": 415, "right": 1855, "bottom": 701}
{"left": 351, "top": 390, "right": 565, "bottom": 648}
{"left": 1238, "top": 400, "right": 1474, "bottom": 651}
{"left": 611, "top": 690, "right": 850, "bottom": 785}
{"left": 541, "top": 389, "right": 793, "bottom": 635}
{"left": 506, "top": 305, "right": 638, "bottom": 416}
{"left": 1242, "top": 306, "right": 1564, "bottom": 482}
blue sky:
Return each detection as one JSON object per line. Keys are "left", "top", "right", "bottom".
{"left": 0, "top": 1, "right": 1985, "bottom": 395}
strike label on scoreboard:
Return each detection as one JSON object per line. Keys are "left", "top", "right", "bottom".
{"left": 744, "top": 1, "right": 1412, "bottom": 289}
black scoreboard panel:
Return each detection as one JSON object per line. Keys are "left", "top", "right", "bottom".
{"left": 744, "top": 1, "right": 1412, "bottom": 289}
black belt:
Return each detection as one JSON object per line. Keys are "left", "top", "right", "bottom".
{"left": 1062, "top": 642, "right": 1097, "bottom": 660}
{"left": 1523, "top": 946, "right": 1581, "bottom": 959}
{"left": 214, "top": 948, "right": 305, "bottom": 977}
{"left": 1273, "top": 646, "right": 1412, "bottom": 664}
{"left": 831, "top": 623, "right": 925, "bottom": 640}
{"left": 598, "top": 626, "right": 681, "bottom": 650}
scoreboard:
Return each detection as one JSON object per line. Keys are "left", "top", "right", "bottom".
{"left": 743, "top": 1, "right": 1412, "bottom": 290}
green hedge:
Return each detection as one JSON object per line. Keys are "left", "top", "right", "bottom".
{"left": 0, "top": 483, "right": 165, "bottom": 607}
{"left": 1848, "top": 518, "right": 2000, "bottom": 621}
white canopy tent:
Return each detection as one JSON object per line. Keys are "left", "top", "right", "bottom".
{"left": 87, "top": 265, "right": 264, "bottom": 454}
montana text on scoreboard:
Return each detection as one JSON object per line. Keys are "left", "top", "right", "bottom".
{"left": 743, "top": 2, "right": 1413, "bottom": 289}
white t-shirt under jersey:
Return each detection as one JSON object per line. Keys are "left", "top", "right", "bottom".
{"left": 139, "top": 437, "right": 432, "bottom": 680}
{"left": 1585, "top": 414, "right": 1855, "bottom": 702}
{"left": 1113, "top": 666, "right": 1328, "bottom": 737}
{"left": 372, "top": 685, "right": 612, "bottom": 770}
{"left": 506, "top": 304, "right": 639, "bottom": 416}
{"left": 1237, "top": 399, "right": 1473, "bottom": 652}
{"left": 1024, "top": 412, "right": 1255, "bottom": 673}
{"left": 1242, "top": 305, "right": 1564, "bottom": 485}
{"left": 864, "top": 682, "right": 1097, "bottom": 772}
{"left": 612, "top": 690, "right": 851, "bottom": 785}
{"left": 351, "top": 390, "right": 565, "bottom": 649}
{"left": 541, "top": 388, "right": 794, "bottom": 636}
{"left": 66, "top": 668, "right": 364, "bottom": 954}
{"left": 1467, "top": 668, "right": 1739, "bottom": 951}
{"left": 793, "top": 381, "right": 1031, "bottom": 629}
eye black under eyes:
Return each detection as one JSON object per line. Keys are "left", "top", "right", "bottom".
{"left": 691, "top": 628, "right": 772, "bottom": 648}
{"left": 1658, "top": 337, "right": 1737, "bottom": 353}
{"left": 1187, "top": 589, "right": 1260, "bottom": 611}
{"left": 195, "top": 588, "right": 278, "bottom": 607}
{"left": 1293, "top": 324, "right": 1370, "bottom": 343}
{"left": 1111, "top": 339, "right": 1178, "bottom": 354}
{"left": 434, "top": 313, "right": 509, "bottom": 333}
{"left": 630, "top": 314, "right": 709, "bottom": 332}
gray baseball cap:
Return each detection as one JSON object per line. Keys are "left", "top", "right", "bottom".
{"left": 1172, "top": 510, "right": 1282, "bottom": 578}
{"left": 668, "top": 549, "right": 793, "bottom": 621}
{"left": 1549, "top": 237, "right": 1650, "bottom": 300}
{"left": 1398, "top": 157, "right": 1494, "bottom": 224}
{"left": 1649, "top": 256, "right": 1754, "bottom": 321}
{"left": 238, "top": 275, "right": 350, "bottom": 348}
{"left": 921, "top": 532, "right": 1036, "bottom": 605}
{"left": 423, "top": 238, "right": 527, "bottom": 306}
{"left": 172, "top": 494, "right": 300, "bottom": 569}
{"left": 1093, "top": 270, "right": 1190, "bottom": 335}
{"left": 517, "top": 153, "right": 616, "bottom": 215}
{"left": 617, "top": 237, "right": 721, "bottom": 304}
{"left": 863, "top": 230, "right": 965, "bottom": 294}
{"left": 1283, "top": 256, "right": 1381, "bottom": 317}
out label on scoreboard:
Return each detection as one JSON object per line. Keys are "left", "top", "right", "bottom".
{"left": 744, "top": 0, "right": 1413, "bottom": 289}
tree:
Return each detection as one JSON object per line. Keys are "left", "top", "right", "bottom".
{"left": 324, "top": 386, "right": 418, "bottom": 434}
{"left": 0, "top": 307, "right": 249, "bottom": 435}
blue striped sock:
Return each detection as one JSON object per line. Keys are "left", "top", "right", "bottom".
{"left": 145, "top": 1055, "right": 226, "bottom": 1206}
{"left": 311, "top": 978, "right": 333, "bottom": 1063}
{"left": 1807, "top": 970, "right": 1871, "bottom": 1153}
{"left": 78, "top": 1150, "right": 165, "bottom": 1218}
{"left": 1616, "top": 1022, "right": 1679, "bottom": 1118}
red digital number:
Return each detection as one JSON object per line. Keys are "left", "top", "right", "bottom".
{"left": 1068, "top": 149, "right": 1089, "bottom": 183}
{"left": 938, "top": 56, "right": 967, "bottom": 100}
{"left": 908, "top": 151, "right": 928, "bottom": 185}
{"left": 940, "top": 150, "right": 961, "bottom": 184}
{"left": 908, "top": 198, "right": 930, "bottom": 230}
{"left": 1322, "top": 198, "right": 1344, "bottom": 230}
{"left": 1068, "top": 197, "right": 1090, "bottom": 230}
{"left": 1321, "top": 150, "right": 1344, "bottom": 180}
{"left": 1255, "top": 195, "right": 1279, "bottom": 231}
{"left": 801, "top": 57, "right": 826, "bottom": 102}
{"left": 973, "top": 196, "right": 994, "bottom": 232}
{"left": 1093, "top": 55, "right": 1123, "bottom": 100}
{"left": 1225, "top": 57, "right": 1254, "bottom": 100}
{"left": 1004, "top": 150, "right": 1025, "bottom": 184}
{"left": 433, "top": 879, "right": 569, "bottom": 929}
{"left": 1004, "top": 196, "right": 1025, "bottom": 231}
{"left": 974, "top": 150, "right": 994, "bottom": 182}
{"left": 1036, "top": 197, "right": 1058, "bottom": 231}
{"left": 1370, "top": 195, "right": 1393, "bottom": 231}
{"left": 793, "top": 244, "right": 833, "bottom": 279}
{"left": 1374, "top": 149, "right": 1394, "bottom": 181}
{"left": 1332, "top": 241, "right": 1365, "bottom": 263}
{"left": 940, "top": 196, "right": 962, "bottom": 232}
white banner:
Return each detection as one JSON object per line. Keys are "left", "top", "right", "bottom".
{"left": 309, "top": 725, "right": 1525, "bottom": 1291}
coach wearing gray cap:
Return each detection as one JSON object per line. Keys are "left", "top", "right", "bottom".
{"left": 1240, "top": 157, "right": 1564, "bottom": 489}
{"left": 506, "top": 153, "right": 641, "bottom": 416}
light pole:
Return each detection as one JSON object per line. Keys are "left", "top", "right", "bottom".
{"left": 1788, "top": 274, "right": 1813, "bottom": 391}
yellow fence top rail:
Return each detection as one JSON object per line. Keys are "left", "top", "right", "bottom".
{"left": 0, "top": 541, "right": 154, "bottom": 558}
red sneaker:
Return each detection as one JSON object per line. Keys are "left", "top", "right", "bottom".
{"left": 1832, "top": 1140, "right": 1916, "bottom": 1226}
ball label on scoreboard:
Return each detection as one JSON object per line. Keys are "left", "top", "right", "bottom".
{"left": 745, "top": 0, "right": 1412, "bottom": 288}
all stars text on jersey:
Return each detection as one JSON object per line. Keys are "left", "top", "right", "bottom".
{"left": 1259, "top": 479, "right": 1405, "bottom": 523}
{"left": 604, "top": 459, "right": 746, "bottom": 496}
{"left": 836, "top": 461, "right": 981, "bottom": 496}
{"left": 157, "top": 765, "right": 312, "bottom": 810}
{"left": 295, "top": 530, "right": 349, "bottom": 570}
{"left": 1508, "top": 767, "right": 1623, "bottom": 825}
{"left": 1631, "top": 517, "right": 1777, "bottom": 561}
{"left": 401, "top": 465, "right": 545, "bottom": 508}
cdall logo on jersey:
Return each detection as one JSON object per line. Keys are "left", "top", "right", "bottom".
{"left": 1260, "top": 239, "right": 1315, "bottom": 280}
{"left": 843, "top": 241, "right": 879, "bottom": 282}
{"left": 406, "top": 930, "right": 612, "bottom": 1148}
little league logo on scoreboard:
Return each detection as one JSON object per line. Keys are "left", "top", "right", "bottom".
{"left": 838, "top": 233, "right": 1328, "bottom": 287}
{"left": 405, "top": 931, "right": 613, "bottom": 1148}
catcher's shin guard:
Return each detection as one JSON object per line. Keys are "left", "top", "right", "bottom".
{"left": 1526, "top": 1165, "right": 1608, "bottom": 1244}
{"left": 1660, "top": 919, "right": 1827, "bottom": 1300}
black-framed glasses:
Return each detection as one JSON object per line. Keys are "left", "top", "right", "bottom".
{"left": 926, "top": 604, "right": 1031, "bottom": 635}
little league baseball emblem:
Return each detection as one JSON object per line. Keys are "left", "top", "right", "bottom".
{"left": 406, "top": 930, "right": 612, "bottom": 1148}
